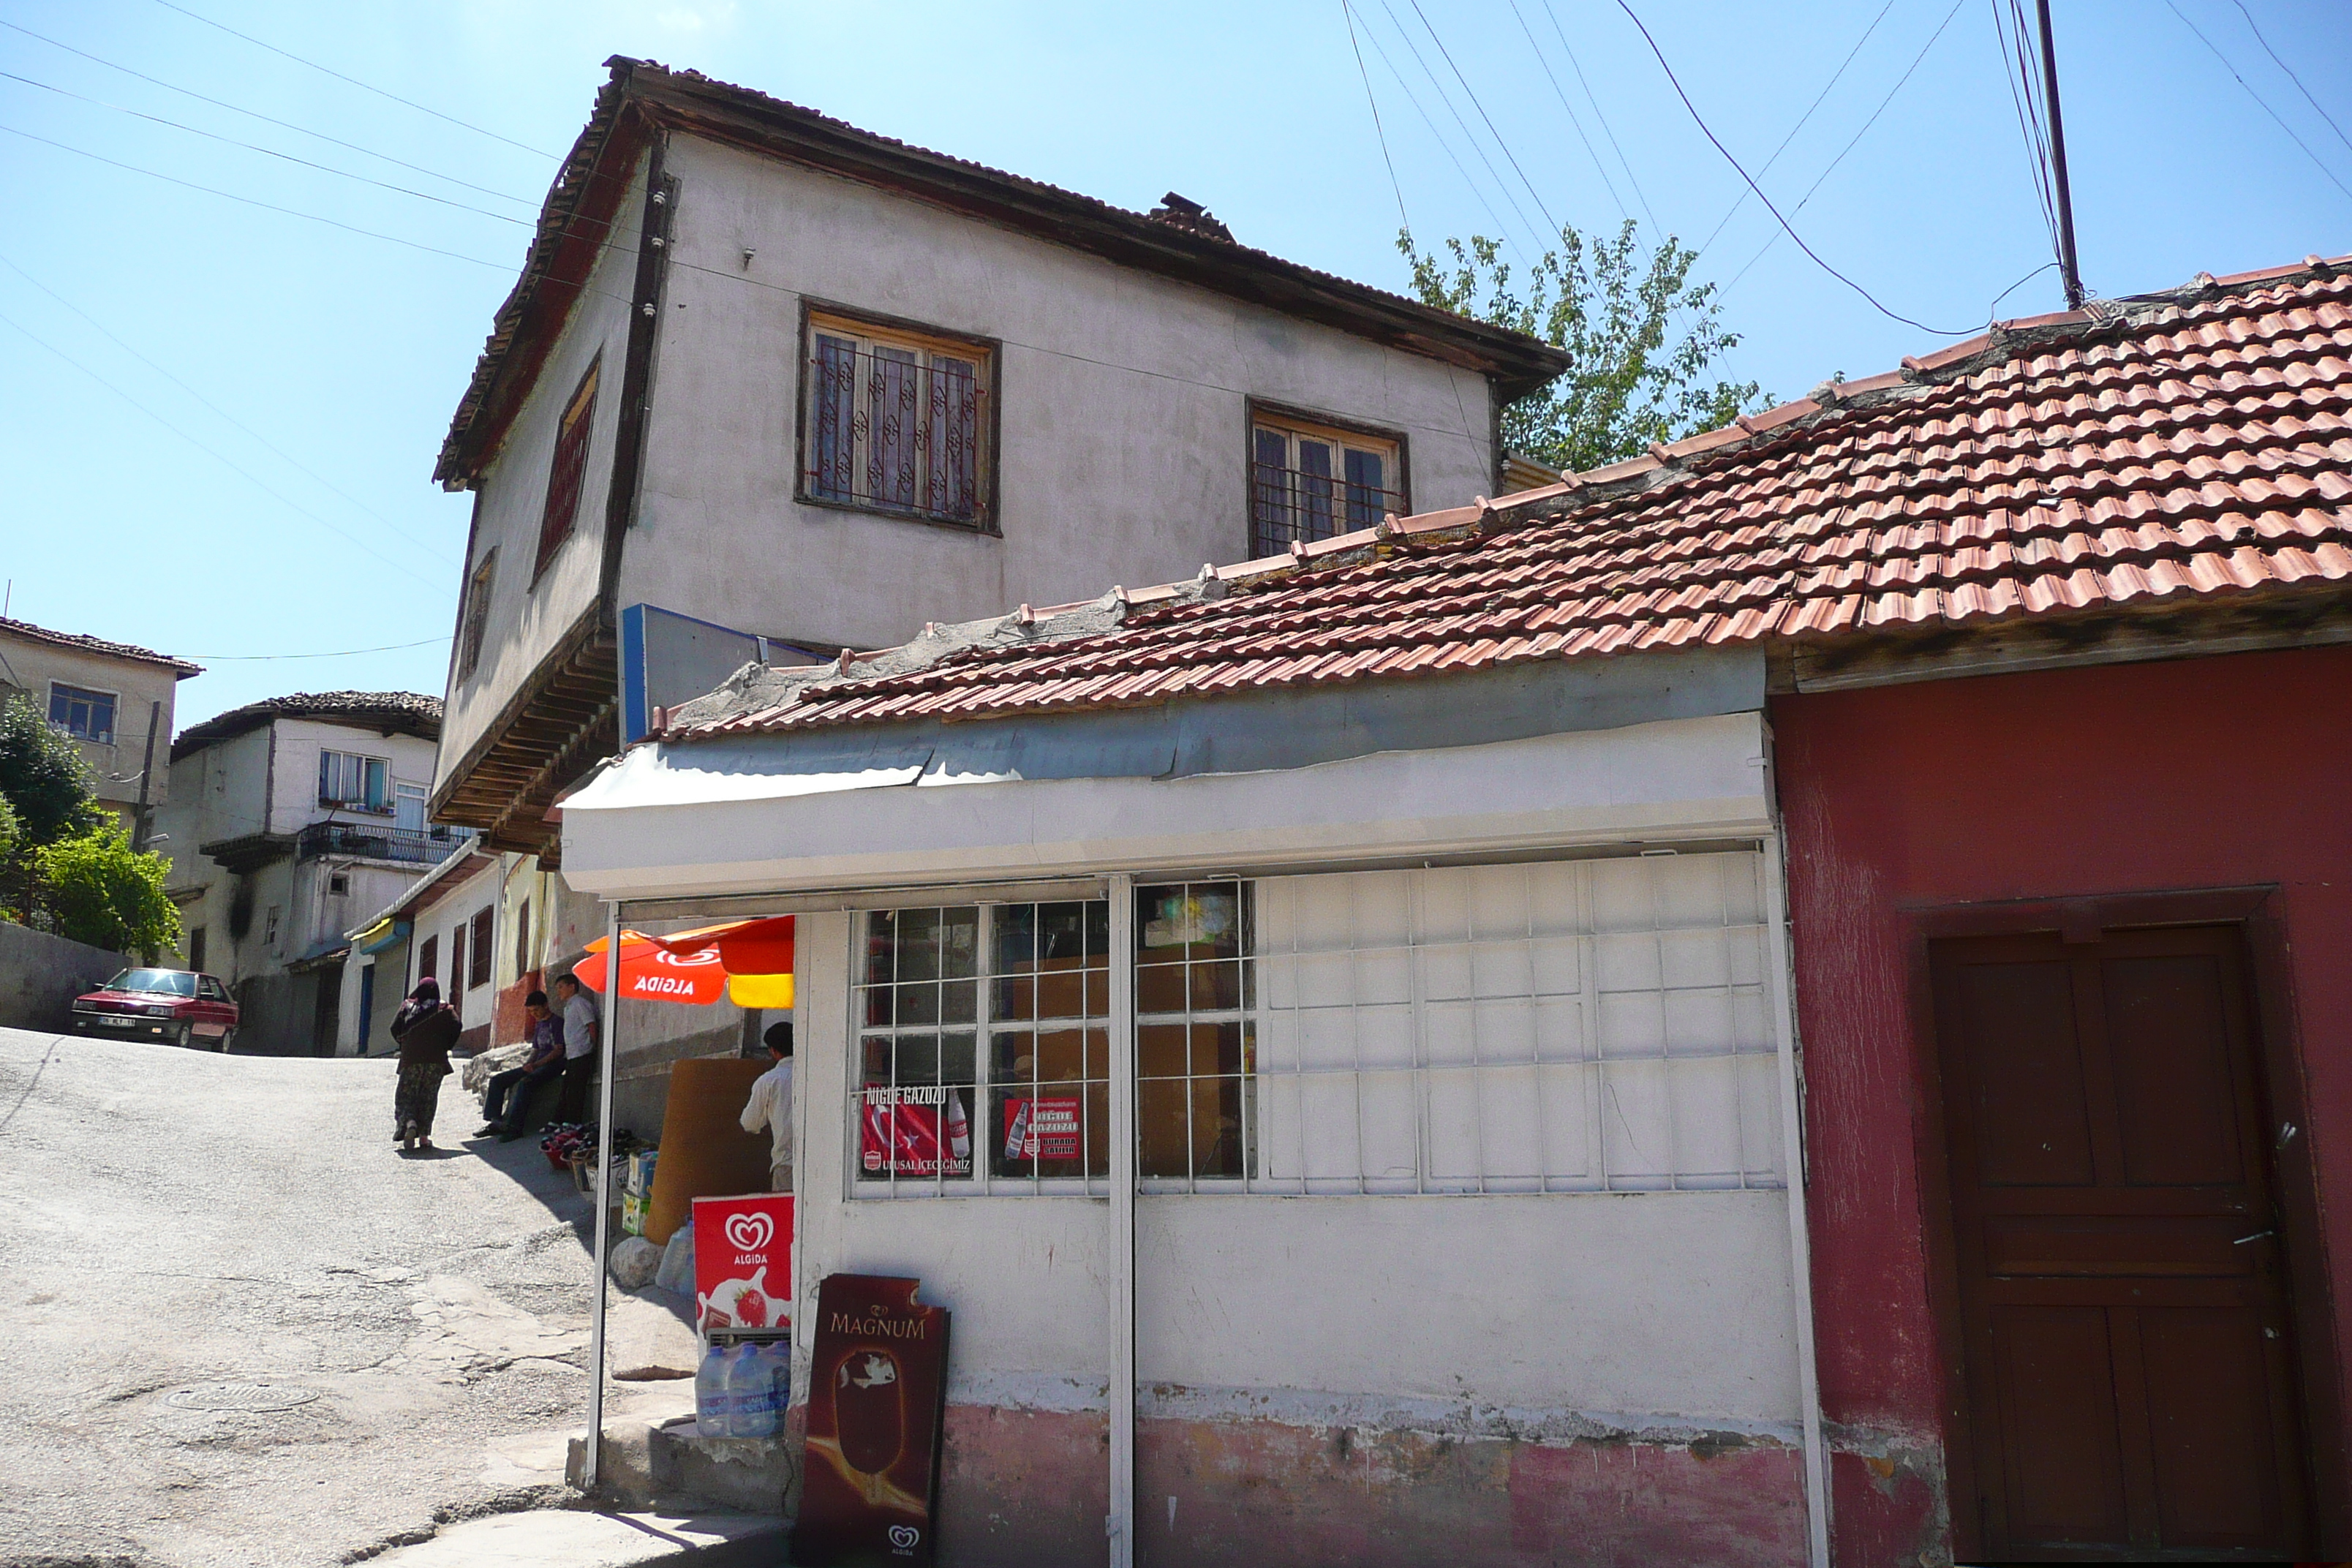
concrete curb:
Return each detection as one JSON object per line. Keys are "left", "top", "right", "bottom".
{"left": 369, "top": 1507, "right": 788, "bottom": 1566}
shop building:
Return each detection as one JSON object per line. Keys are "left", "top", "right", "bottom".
{"left": 552, "top": 255, "right": 2352, "bottom": 1564}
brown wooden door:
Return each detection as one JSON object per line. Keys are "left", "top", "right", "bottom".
{"left": 1931, "top": 924, "right": 2312, "bottom": 1560}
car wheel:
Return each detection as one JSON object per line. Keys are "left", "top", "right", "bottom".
{"left": 216, "top": 1028, "right": 237, "bottom": 1055}
{"left": 173, "top": 1023, "right": 193, "bottom": 1050}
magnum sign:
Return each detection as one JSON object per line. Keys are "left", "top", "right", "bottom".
{"left": 794, "top": 1274, "right": 950, "bottom": 1567}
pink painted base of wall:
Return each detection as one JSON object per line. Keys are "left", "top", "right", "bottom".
{"left": 925, "top": 1405, "right": 1807, "bottom": 1568}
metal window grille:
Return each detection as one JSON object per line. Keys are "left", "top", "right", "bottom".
{"left": 851, "top": 900, "right": 1112, "bottom": 1198}
{"left": 1134, "top": 881, "right": 1255, "bottom": 1191}
{"left": 1249, "top": 853, "right": 1784, "bottom": 1195}
{"left": 807, "top": 333, "right": 986, "bottom": 527}
{"left": 1249, "top": 427, "right": 1403, "bottom": 559}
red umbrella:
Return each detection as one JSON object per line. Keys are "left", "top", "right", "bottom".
{"left": 574, "top": 916, "right": 796, "bottom": 1007}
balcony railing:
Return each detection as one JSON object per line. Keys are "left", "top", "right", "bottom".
{"left": 297, "top": 821, "right": 472, "bottom": 866}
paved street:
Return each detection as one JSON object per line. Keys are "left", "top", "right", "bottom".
{"left": 0, "top": 1026, "right": 627, "bottom": 1568}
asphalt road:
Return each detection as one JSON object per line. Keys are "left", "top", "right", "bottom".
{"left": 0, "top": 1026, "right": 618, "bottom": 1568}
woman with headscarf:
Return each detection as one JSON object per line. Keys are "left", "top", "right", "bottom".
{"left": 388, "top": 978, "right": 462, "bottom": 1152}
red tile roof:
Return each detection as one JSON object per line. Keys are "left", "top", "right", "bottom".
{"left": 0, "top": 615, "right": 202, "bottom": 676}
{"left": 668, "top": 257, "right": 2352, "bottom": 741}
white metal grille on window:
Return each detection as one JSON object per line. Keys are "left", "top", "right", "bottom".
{"left": 1250, "top": 853, "right": 1782, "bottom": 1195}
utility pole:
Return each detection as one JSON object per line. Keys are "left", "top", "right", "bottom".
{"left": 131, "top": 699, "right": 161, "bottom": 853}
{"left": 2036, "top": 0, "right": 2086, "bottom": 309}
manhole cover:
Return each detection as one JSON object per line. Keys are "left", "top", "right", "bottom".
{"left": 164, "top": 1382, "right": 320, "bottom": 1413}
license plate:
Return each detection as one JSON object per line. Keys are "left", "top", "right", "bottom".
{"left": 98, "top": 1016, "right": 135, "bottom": 1028}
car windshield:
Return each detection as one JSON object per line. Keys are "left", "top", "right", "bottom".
{"left": 107, "top": 969, "right": 195, "bottom": 996}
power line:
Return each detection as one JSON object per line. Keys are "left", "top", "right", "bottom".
{"left": 1695, "top": 0, "right": 1901, "bottom": 259}
{"left": 0, "top": 18, "right": 538, "bottom": 209}
{"left": 0, "top": 71, "right": 538, "bottom": 228}
{"left": 1613, "top": 0, "right": 1969, "bottom": 335}
{"left": 0, "top": 306, "right": 448, "bottom": 589}
{"left": 1503, "top": 0, "right": 1628, "bottom": 225}
{"left": 2163, "top": 0, "right": 2352, "bottom": 204}
{"left": 146, "top": 0, "right": 557, "bottom": 160}
{"left": 1373, "top": 0, "right": 1550, "bottom": 253}
{"left": 1343, "top": 0, "right": 1528, "bottom": 258}
{"left": 184, "top": 636, "right": 449, "bottom": 660}
{"left": 1406, "top": 0, "right": 1561, "bottom": 235}
{"left": 2228, "top": 0, "right": 2352, "bottom": 162}
{"left": 1725, "top": 0, "right": 1972, "bottom": 299}
{"left": 1339, "top": 0, "right": 1411, "bottom": 233}
{"left": 0, "top": 121, "right": 515, "bottom": 270}
{"left": 1539, "top": 0, "right": 1662, "bottom": 235}
{"left": 0, "top": 250, "right": 459, "bottom": 569}
{"left": 1991, "top": 0, "right": 2063, "bottom": 268}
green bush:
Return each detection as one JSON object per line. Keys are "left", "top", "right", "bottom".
{"left": 31, "top": 823, "right": 181, "bottom": 957}
{"left": 0, "top": 693, "right": 105, "bottom": 847}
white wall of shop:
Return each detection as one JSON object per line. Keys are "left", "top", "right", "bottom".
{"left": 785, "top": 848, "right": 1803, "bottom": 1432}
{"left": 621, "top": 135, "right": 1499, "bottom": 660}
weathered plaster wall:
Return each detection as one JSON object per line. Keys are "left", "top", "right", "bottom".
{"left": 263, "top": 718, "right": 439, "bottom": 840}
{"left": 1773, "top": 644, "right": 2352, "bottom": 1566}
{"left": 434, "top": 151, "right": 649, "bottom": 801}
{"left": 624, "top": 135, "right": 1500, "bottom": 656}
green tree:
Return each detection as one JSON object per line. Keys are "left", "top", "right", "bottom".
{"left": 1400, "top": 219, "right": 1768, "bottom": 476}
{"left": 0, "top": 691, "right": 105, "bottom": 847}
{"left": 31, "top": 822, "right": 181, "bottom": 957}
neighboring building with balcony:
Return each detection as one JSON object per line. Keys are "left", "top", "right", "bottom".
{"left": 0, "top": 614, "right": 201, "bottom": 838}
{"left": 154, "top": 691, "right": 466, "bottom": 1054}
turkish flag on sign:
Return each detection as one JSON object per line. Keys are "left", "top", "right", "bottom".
{"left": 573, "top": 932, "right": 731, "bottom": 1005}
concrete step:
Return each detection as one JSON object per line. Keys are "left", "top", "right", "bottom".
{"left": 371, "top": 1507, "right": 787, "bottom": 1567}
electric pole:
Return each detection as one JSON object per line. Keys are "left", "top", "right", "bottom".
{"left": 2036, "top": 0, "right": 2087, "bottom": 309}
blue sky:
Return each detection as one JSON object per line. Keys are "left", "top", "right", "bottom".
{"left": 2, "top": 0, "right": 2345, "bottom": 730}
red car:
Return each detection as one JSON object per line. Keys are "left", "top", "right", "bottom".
{"left": 70, "top": 968, "right": 240, "bottom": 1052}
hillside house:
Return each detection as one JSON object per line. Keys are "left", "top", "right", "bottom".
{"left": 0, "top": 614, "right": 200, "bottom": 839}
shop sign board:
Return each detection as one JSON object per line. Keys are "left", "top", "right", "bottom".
{"left": 691, "top": 1194, "right": 794, "bottom": 1332}
{"left": 794, "top": 1274, "right": 950, "bottom": 1567}
{"left": 1002, "top": 1095, "right": 1082, "bottom": 1161}
{"left": 859, "top": 1087, "right": 971, "bottom": 1177}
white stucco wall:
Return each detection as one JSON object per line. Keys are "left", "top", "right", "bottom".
{"left": 434, "top": 152, "right": 651, "bottom": 802}
{"left": 625, "top": 135, "right": 1499, "bottom": 656}
{"left": 266, "top": 718, "right": 440, "bottom": 840}
{"left": 785, "top": 887, "right": 1800, "bottom": 1436}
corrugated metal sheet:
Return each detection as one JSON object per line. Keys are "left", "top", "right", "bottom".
{"left": 673, "top": 260, "right": 2352, "bottom": 741}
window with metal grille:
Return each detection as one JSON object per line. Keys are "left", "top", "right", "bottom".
{"left": 48, "top": 683, "right": 116, "bottom": 743}
{"left": 457, "top": 549, "right": 497, "bottom": 681}
{"left": 469, "top": 907, "right": 494, "bottom": 990}
{"left": 319, "top": 750, "right": 389, "bottom": 811}
{"left": 802, "top": 312, "right": 991, "bottom": 528}
{"left": 852, "top": 900, "right": 1111, "bottom": 1196}
{"left": 536, "top": 361, "right": 598, "bottom": 573}
{"left": 1248, "top": 409, "right": 1405, "bottom": 559}
{"left": 1136, "top": 881, "right": 1253, "bottom": 1186}
{"left": 1248, "top": 855, "right": 1783, "bottom": 1195}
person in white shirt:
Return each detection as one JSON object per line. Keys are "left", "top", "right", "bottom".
{"left": 740, "top": 1021, "right": 794, "bottom": 1192}
{"left": 552, "top": 973, "right": 600, "bottom": 1123}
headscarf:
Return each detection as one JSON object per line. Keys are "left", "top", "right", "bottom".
{"left": 391, "top": 978, "right": 442, "bottom": 1039}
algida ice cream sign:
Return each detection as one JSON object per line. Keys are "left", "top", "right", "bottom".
{"left": 794, "top": 1274, "right": 950, "bottom": 1567}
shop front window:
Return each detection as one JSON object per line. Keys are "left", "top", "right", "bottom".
{"left": 851, "top": 899, "right": 1112, "bottom": 1196}
{"left": 1135, "top": 882, "right": 1254, "bottom": 1188}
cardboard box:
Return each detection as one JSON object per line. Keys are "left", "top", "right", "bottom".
{"left": 621, "top": 1189, "right": 650, "bottom": 1237}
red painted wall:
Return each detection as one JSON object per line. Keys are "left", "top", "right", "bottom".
{"left": 1773, "top": 644, "right": 2352, "bottom": 1564}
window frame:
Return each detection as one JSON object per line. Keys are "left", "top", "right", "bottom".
{"left": 1244, "top": 401, "right": 1410, "bottom": 561}
{"left": 319, "top": 750, "right": 392, "bottom": 813}
{"left": 469, "top": 907, "right": 495, "bottom": 992}
{"left": 456, "top": 547, "right": 497, "bottom": 682}
{"left": 418, "top": 934, "right": 438, "bottom": 987}
{"left": 794, "top": 300, "right": 1001, "bottom": 535}
{"left": 48, "top": 682, "right": 118, "bottom": 745}
{"left": 534, "top": 358, "right": 600, "bottom": 580}
{"left": 848, "top": 898, "right": 1113, "bottom": 1199}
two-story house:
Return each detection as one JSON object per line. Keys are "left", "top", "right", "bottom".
{"left": 154, "top": 691, "right": 467, "bottom": 1054}
{"left": 0, "top": 615, "right": 201, "bottom": 840}
{"left": 426, "top": 59, "right": 1564, "bottom": 1108}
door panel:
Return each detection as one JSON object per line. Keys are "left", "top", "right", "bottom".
{"left": 1932, "top": 925, "right": 2311, "bottom": 1560}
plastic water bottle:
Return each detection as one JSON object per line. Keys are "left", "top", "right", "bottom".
{"left": 758, "top": 1338, "right": 792, "bottom": 1422}
{"left": 696, "top": 1338, "right": 734, "bottom": 1438}
{"left": 727, "top": 1341, "right": 777, "bottom": 1438}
